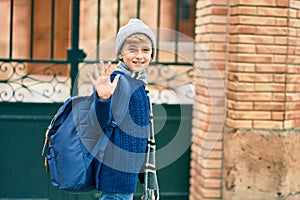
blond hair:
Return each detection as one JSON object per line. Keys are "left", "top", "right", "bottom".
{"left": 124, "top": 34, "right": 152, "bottom": 45}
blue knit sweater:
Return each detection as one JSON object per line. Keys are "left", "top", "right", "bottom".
{"left": 94, "top": 72, "right": 150, "bottom": 193}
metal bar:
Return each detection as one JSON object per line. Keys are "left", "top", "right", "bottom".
{"left": 175, "top": 0, "right": 180, "bottom": 63}
{"left": 70, "top": 0, "right": 81, "bottom": 95}
{"left": 30, "top": 0, "right": 35, "bottom": 59}
{"left": 96, "top": 0, "right": 101, "bottom": 60}
{"left": 117, "top": 0, "right": 121, "bottom": 31}
{"left": 153, "top": 62, "right": 192, "bottom": 66}
{"left": 0, "top": 58, "right": 68, "bottom": 64}
{"left": 9, "top": 0, "right": 14, "bottom": 59}
{"left": 71, "top": 1, "right": 80, "bottom": 54}
{"left": 50, "top": 0, "right": 55, "bottom": 59}
{"left": 136, "top": 0, "right": 141, "bottom": 19}
{"left": 155, "top": 0, "right": 161, "bottom": 63}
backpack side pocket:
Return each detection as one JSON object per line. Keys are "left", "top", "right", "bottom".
{"left": 47, "top": 145, "right": 59, "bottom": 187}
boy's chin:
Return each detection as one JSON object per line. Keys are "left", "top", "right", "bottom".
{"left": 130, "top": 66, "right": 146, "bottom": 72}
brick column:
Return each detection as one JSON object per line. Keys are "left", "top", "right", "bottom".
{"left": 192, "top": 0, "right": 300, "bottom": 199}
{"left": 224, "top": 0, "right": 300, "bottom": 199}
{"left": 190, "top": 0, "right": 228, "bottom": 199}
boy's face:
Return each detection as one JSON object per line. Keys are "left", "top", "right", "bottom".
{"left": 118, "top": 39, "right": 152, "bottom": 72}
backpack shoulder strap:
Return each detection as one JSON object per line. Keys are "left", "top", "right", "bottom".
{"left": 111, "top": 71, "right": 132, "bottom": 125}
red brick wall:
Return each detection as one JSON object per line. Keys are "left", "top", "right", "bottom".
{"left": 190, "top": 0, "right": 228, "bottom": 199}
{"left": 191, "top": 0, "right": 300, "bottom": 199}
{"left": 227, "top": 0, "right": 290, "bottom": 130}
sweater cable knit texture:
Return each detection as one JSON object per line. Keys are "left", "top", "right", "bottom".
{"left": 94, "top": 72, "right": 150, "bottom": 193}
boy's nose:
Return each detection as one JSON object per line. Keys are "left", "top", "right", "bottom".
{"left": 135, "top": 49, "right": 143, "bottom": 58}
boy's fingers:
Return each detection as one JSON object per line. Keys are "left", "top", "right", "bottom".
{"left": 106, "top": 61, "right": 112, "bottom": 76}
{"left": 112, "top": 74, "right": 120, "bottom": 86}
{"left": 99, "top": 60, "right": 105, "bottom": 76}
{"left": 93, "top": 64, "right": 100, "bottom": 79}
{"left": 88, "top": 72, "right": 95, "bottom": 85}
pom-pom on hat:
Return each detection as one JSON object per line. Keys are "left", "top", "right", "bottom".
{"left": 116, "top": 19, "right": 156, "bottom": 59}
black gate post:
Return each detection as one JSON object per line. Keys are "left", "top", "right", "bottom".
{"left": 68, "top": 0, "right": 86, "bottom": 96}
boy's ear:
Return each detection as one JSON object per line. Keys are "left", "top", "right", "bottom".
{"left": 118, "top": 54, "right": 123, "bottom": 60}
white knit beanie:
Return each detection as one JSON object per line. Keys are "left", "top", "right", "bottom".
{"left": 116, "top": 19, "right": 156, "bottom": 59}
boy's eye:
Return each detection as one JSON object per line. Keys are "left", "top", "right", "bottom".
{"left": 125, "top": 46, "right": 151, "bottom": 54}
{"left": 128, "top": 47, "right": 137, "bottom": 52}
{"left": 143, "top": 48, "right": 151, "bottom": 52}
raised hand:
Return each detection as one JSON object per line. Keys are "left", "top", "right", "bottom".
{"left": 89, "top": 61, "right": 120, "bottom": 100}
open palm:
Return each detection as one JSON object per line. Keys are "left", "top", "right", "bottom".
{"left": 89, "top": 61, "right": 120, "bottom": 100}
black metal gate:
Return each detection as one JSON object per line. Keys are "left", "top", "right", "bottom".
{"left": 0, "top": 0, "right": 195, "bottom": 199}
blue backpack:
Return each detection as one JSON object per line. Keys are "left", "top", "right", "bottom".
{"left": 42, "top": 95, "right": 104, "bottom": 192}
{"left": 42, "top": 72, "right": 134, "bottom": 193}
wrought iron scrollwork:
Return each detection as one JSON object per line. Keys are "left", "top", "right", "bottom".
{"left": 0, "top": 61, "right": 194, "bottom": 104}
{"left": 77, "top": 62, "right": 195, "bottom": 104}
{"left": 147, "top": 64, "right": 195, "bottom": 104}
{"left": 0, "top": 62, "right": 70, "bottom": 102}
{"left": 77, "top": 62, "right": 98, "bottom": 96}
